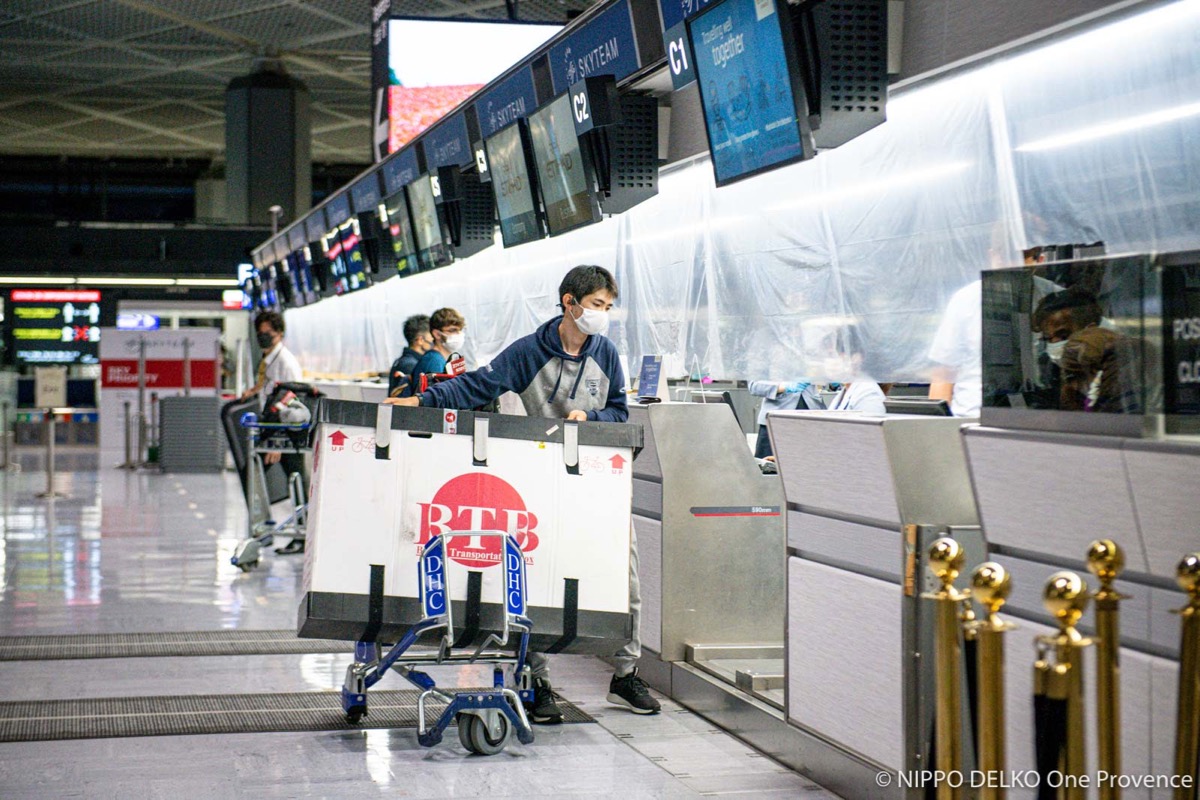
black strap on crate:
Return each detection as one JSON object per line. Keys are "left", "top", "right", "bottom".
{"left": 452, "top": 571, "right": 484, "bottom": 648}
{"left": 545, "top": 578, "right": 580, "bottom": 654}
{"left": 360, "top": 564, "right": 386, "bottom": 644}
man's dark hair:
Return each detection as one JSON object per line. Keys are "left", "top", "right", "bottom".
{"left": 255, "top": 310, "right": 285, "bottom": 334}
{"left": 1033, "top": 289, "right": 1103, "bottom": 331}
{"left": 559, "top": 265, "right": 618, "bottom": 305}
{"left": 403, "top": 314, "right": 431, "bottom": 345}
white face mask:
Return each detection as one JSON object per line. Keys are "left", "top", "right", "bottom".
{"left": 442, "top": 332, "right": 466, "bottom": 352}
{"left": 1045, "top": 339, "right": 1067, "bottom": 365}
{"left": 572, "top": 304, "right": 610, "bottom": 337}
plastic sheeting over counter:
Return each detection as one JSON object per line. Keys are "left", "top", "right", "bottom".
{"left": 286, "top": 0, "right": 1200, "bottom": 383}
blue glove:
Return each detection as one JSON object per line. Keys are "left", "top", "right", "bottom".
{"left": 782, "top": 382, "right": 811, "bottom": 395}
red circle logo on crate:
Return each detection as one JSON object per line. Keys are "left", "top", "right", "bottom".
{"left": 417, "top": 473, "right": 540, "bottom": 567}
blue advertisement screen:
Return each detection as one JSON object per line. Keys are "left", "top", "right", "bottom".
{"left": 689, "top": 0, "right": 806, "bottom": 185}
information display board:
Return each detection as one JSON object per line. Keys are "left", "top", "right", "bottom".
{"left": 8, "top": 289, "right": 107, "bottom": 365}
{"left": 485, "top": 122, "right": 543, "bottom": 247}
{"left": 528, "top": 94, "right": 601, "bottom": 237}
{"left": 687, "top": 0, "right": 813, "bottom": 186}
{"left": 381, "top": 190, "right": 419, "bottom": 274}
{"left": 1162, "top": 253, "right": 1200, "bottom": 430}
{"left": 406, "top": 174, "right": 451, "bottom": 269}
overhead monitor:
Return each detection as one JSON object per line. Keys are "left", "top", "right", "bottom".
{"left": 485, "top": 121, "right": 543, "bottom": 248}
{"left": 335, "top": 219, "right": 371, "bottom": 293}
{"left": 406, "top": 174, "right": 452, "bottom": 269}
{"left": 386, "top": 19, "right": 561, "bottom": 152}
{"left": 380, "top": 189, "right": 420, "bottom": 274}
{"left": 321, "top": 227, "right": 350, "bottom": 296}
{"left": 7, "top": 289, "right": 109, "bottom": 365}
{"left": 687, "top": 0, "right": 815, "bottom": 186}
{"left": 527, "top": 94, "right": 602, "bottom": 237}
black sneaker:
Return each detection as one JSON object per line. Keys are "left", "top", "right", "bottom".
{"left": 607, "top": 668, "right": 661, "bottom": 715}
{"left": 525, "top": 677, "right": 564, "bottom": 725}
{"left": 275, "top": 538, "right": 305, "bottom": 555}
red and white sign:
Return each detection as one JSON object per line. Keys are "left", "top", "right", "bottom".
{"left": 442, "top": 410, "right": 457, "bottom": 434}
{"left": 417, "top": 472, "right": 540, "bottom": 567}
{"left": 101, "top": 360, "right": 218, "bottom": 389}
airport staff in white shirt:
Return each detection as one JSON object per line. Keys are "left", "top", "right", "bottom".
{"left": 241, "top": 310, "right": 304, "bottom": 465}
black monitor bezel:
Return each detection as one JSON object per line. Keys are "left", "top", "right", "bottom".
{"left": 405, "top": 174, "right": 453, "bottom": 270}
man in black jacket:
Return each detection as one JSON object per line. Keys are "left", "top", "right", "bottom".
{"left": 387, "top": 314, "right": 432, "bottom": 398}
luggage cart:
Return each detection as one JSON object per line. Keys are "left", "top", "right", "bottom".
{"left": 230, "top": 412, "right": 312, "bottom": 571}
{"left": 341, "top": 531, "right": 536, "bottom": 755}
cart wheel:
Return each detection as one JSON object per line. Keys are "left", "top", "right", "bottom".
{"left": 468, "top": 712, "right": 510, "bottom": 756}
{"left": 456, "top": 713, "right": 475, "bottom": 753}
{"left": 346, "top": 705, "right": 367, "bottom": 724}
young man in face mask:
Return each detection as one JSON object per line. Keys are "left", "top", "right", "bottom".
{"left": 403, "top": 308, "right": 466, "bottom": 397}
{"left": 386, "top": 265, "right": 659, "bottom": 722}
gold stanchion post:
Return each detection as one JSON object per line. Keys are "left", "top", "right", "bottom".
{"left": 924, "top": 537, "right": 970, "bottom": 800}
{"left": 1173, "top": 554, "right": 1200, "bottom": 800}
{"left": 1087, "top": 540, "right": 1128, "bottom": 800}
{"left": 969, "top": 563, "right": 1015, "bottom": 800}
{"left": 1039, "top": 572, "right": 1093, "bottom": 800}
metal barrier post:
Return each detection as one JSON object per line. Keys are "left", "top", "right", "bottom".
{"left": 36, "top": 409, "right": 64, "bottom": 499}
{"left": 183, "top": 337, "right": 192, "bottom": 397}
{"left": 121, "top": 400, "right": 133, "bottom": 469}
{"left": 1, "top": 401, "right": 9, "bottom": 470}
{"left": 136, "top": 339, "right": 147, "bottom": 465}
{"left": 1173, "top": 554, "right": 1200, "bottom": 800}
{"left": 1088, "top": 540, "right": 1128, "bottom": 800}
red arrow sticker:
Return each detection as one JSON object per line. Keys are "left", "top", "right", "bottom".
{"left": 609, "top": 454, "right": 626, "bottom": 473}
{"left": 329, "top": 430, "right": 348, "bottom": 451}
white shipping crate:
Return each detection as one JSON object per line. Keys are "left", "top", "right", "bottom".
{"left": 299, "top": 400, "right": 641, "bottom": 654}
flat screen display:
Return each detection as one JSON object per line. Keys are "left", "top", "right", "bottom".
{"left": 323, "top": 229, "right": 350, "bottom": 295}
{"left": 406, "top": 174, "right": 451, "bottom": 269}
{"left": 336, "top": 219, "right": 371, "bottom": 292}
{"left": 387, "top": 19, "right": 560, "bottom": 151}
{"left": 381, "top": 190, "right": 419, "bottom": 274}
{"left": 687, "top": 0, "right": 811, "bottom": 186}
{"left": 981, "top": 256, "right": 1148, "bottom": 419}
{"left": 527, "top": 94, "right": 601, "bottom": 237}
{"left": 486, "top": 122, "right": 542, "bottom": 247}
{"left": 8, "top": 289, "right": 107, "bottom": 365}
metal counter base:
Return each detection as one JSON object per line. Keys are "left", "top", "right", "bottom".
{"left": 612, "top": 650, "right": 899, "bottom": 800}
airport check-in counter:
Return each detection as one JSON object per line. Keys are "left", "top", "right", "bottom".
{"left": 768, "top": 411, "right": 981, "bottom": 798}
{"left": 626, "top": 402, "right": 786, "bottom": 706}
{"left": 962, "top": 426, "right": 1200, "bottom": 794}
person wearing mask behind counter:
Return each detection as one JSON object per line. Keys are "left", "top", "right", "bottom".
{"left": 819, "top": 321, "right": 887, "bottom": 414}
{"left": 403, "top": 307, "right": 466, "bottom": 396}
{"left": 386, "top": 265, "right": 659, "bottom": 724}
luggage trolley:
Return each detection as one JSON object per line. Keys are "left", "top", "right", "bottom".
{"left": 341, "top": 531, "right": 536, "bottom": 755}
{"left": 231, "top": 412, "right": 313, "bottom": 571}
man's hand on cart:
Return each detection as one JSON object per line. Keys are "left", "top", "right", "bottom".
{"left": 263, "top": 452, "right": 282, "bottom": 465}
{"left": 565, "top": 410, "right": 587, "bottom": 421}
{"left": 383, "top": 397, "right": 420, "bottom": 407}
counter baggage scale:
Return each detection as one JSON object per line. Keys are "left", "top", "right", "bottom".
{"left": 625, "top": 402, "right": 788, "bottom": 732}
{"left": 297, "top": 400, "right": 641, "bottom": 753}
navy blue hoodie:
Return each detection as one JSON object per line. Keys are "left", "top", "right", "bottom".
{"left": 418, "top": 316, "right": 628, "bottom": 423}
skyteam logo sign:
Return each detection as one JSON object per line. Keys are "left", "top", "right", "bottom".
{"left": 474, "top": 67, "right": 538, "bottom": 139}
{"left": 548, "top": 0, "right": 641, "bottom": 95}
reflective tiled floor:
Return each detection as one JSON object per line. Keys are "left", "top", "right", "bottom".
{"left": 0, "top": 449, "right": 837, "bottom": 799}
